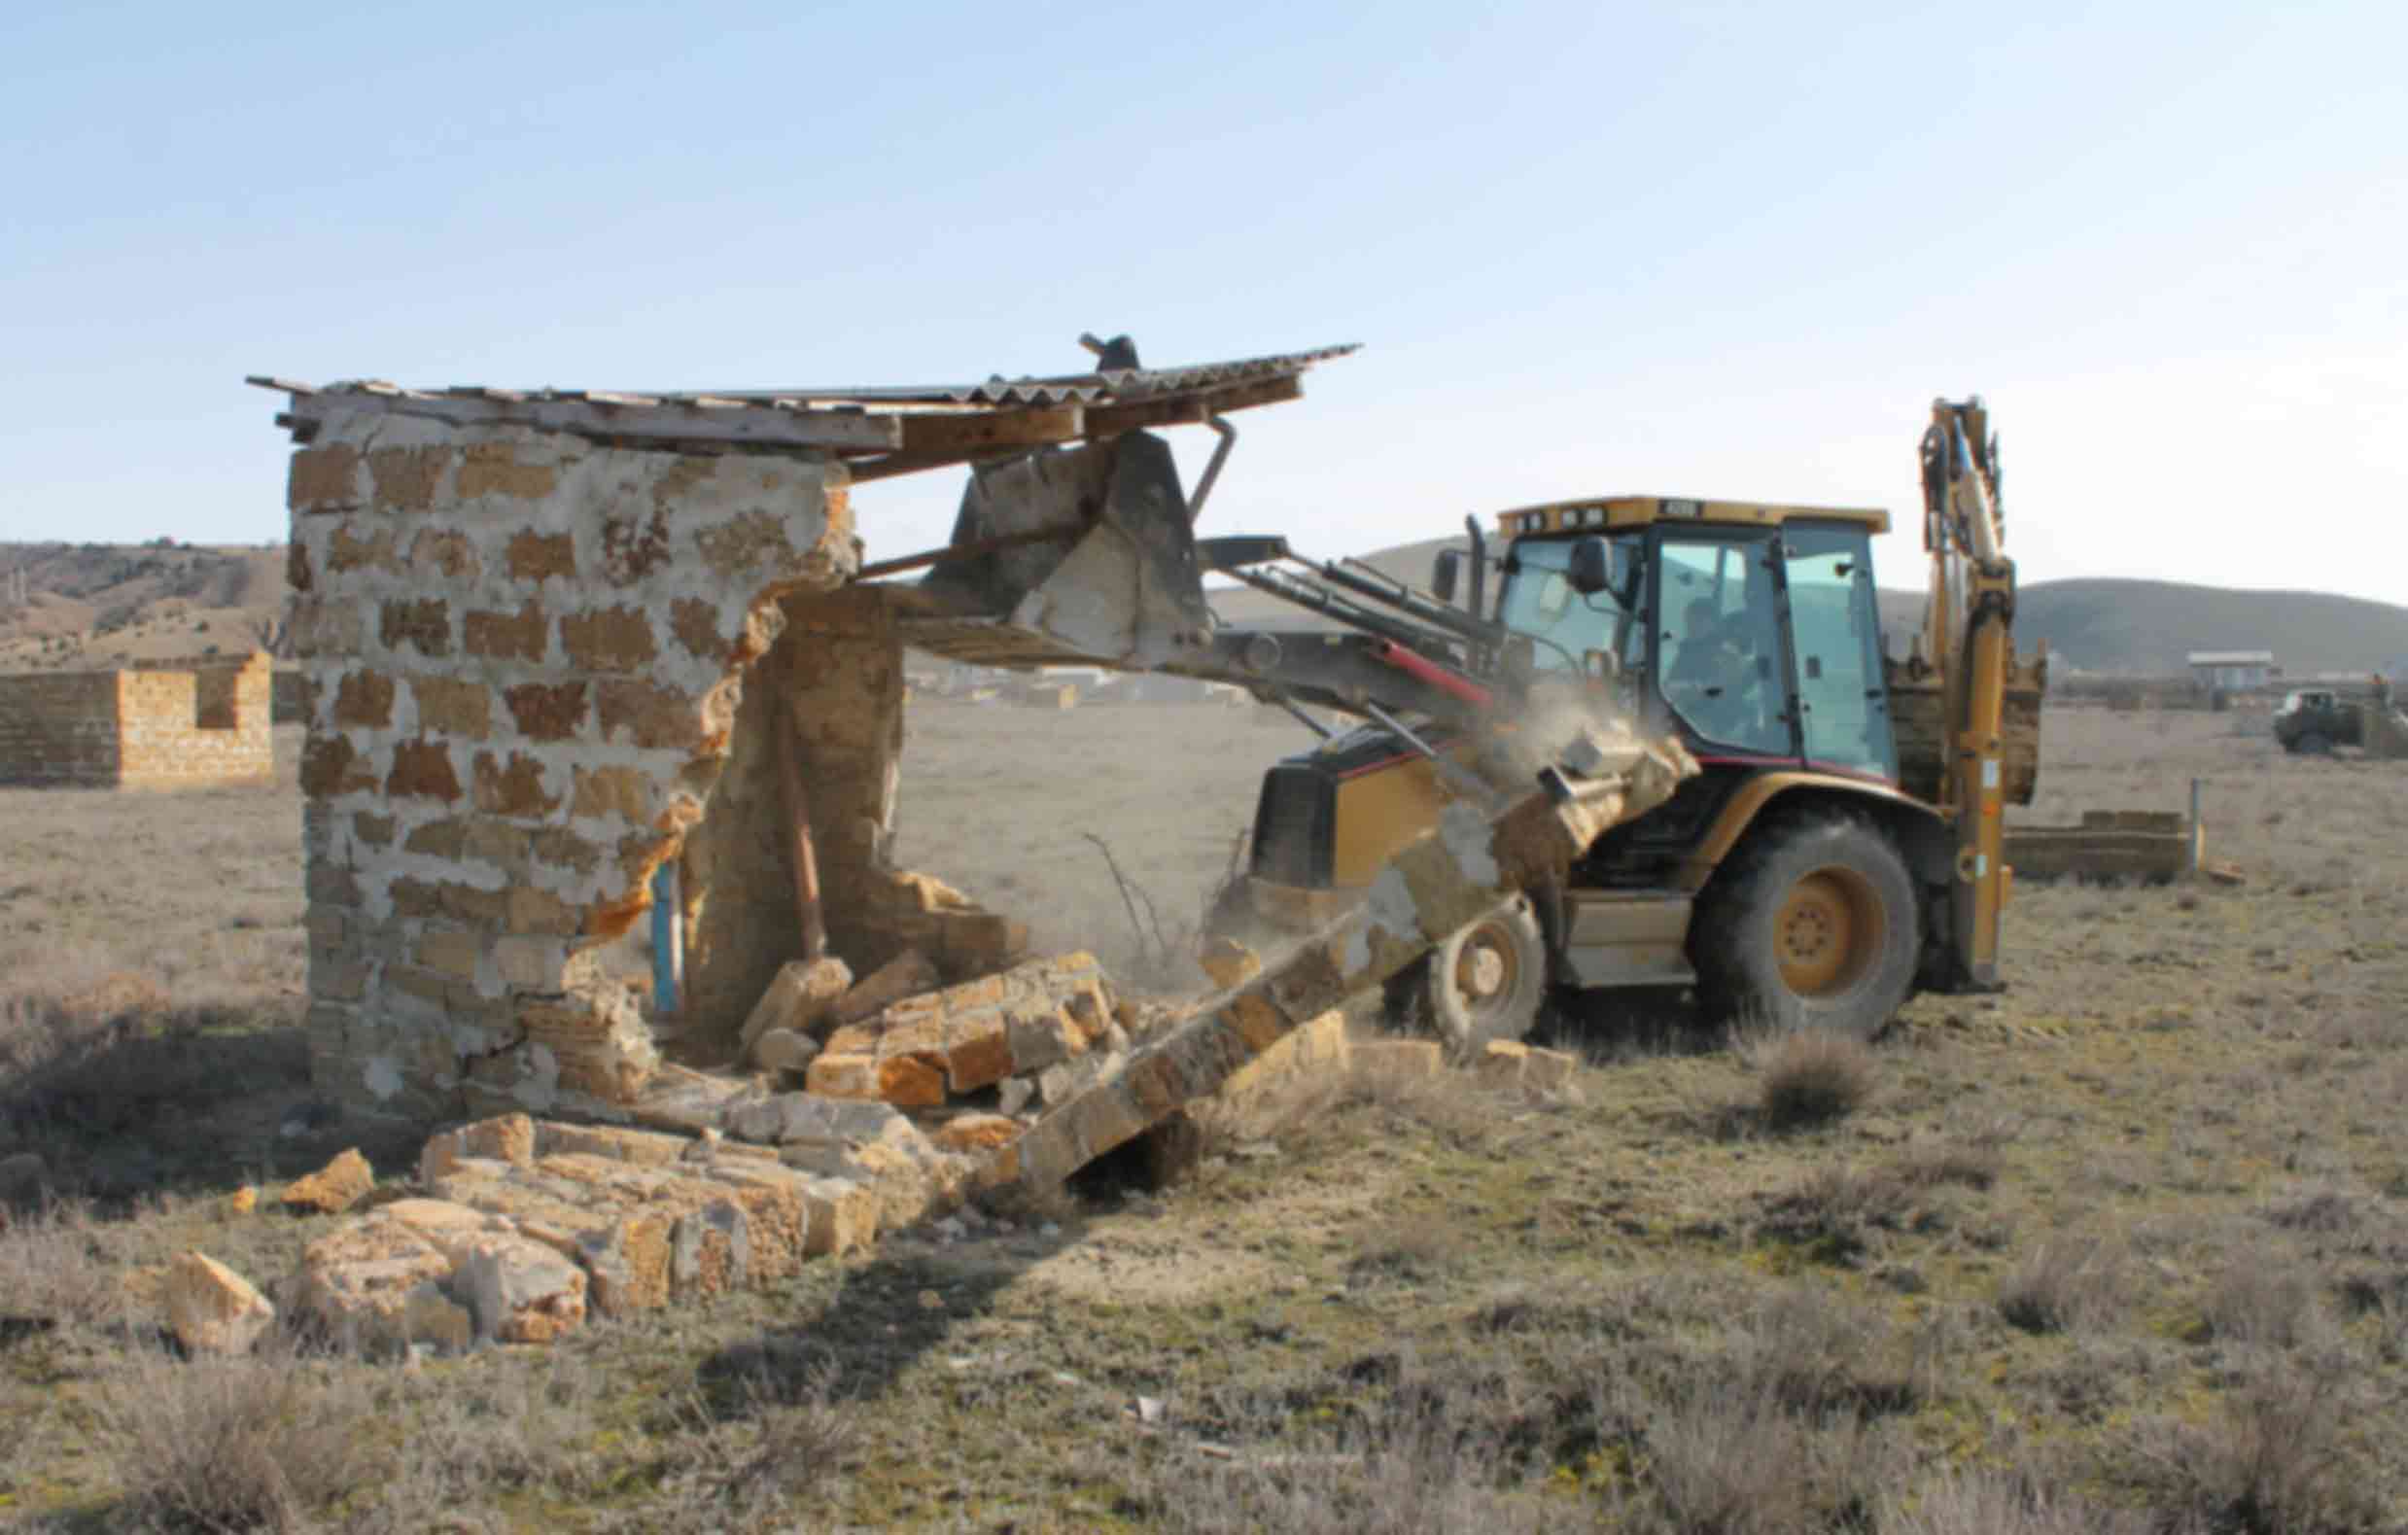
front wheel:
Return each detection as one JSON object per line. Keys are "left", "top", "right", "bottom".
{"left": 2293, "top": 731, "right": 2332, "bottom": 756}
{"left": 1690, "top": 814, "right": 1919, "bottom": 1040}
{"left": 1390, "top": 896, "right": 1549, "bottom": 1053}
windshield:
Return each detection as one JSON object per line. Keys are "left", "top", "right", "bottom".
{"left": 1495, "top": 538, "right": 1641, "bottom": 674}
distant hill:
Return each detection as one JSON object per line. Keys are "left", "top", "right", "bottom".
{"left": 1206, "top": 537, "right": 2408, "bottom": 679}
{"left": 0, "top": 542, "right": 285, "bottom": 673}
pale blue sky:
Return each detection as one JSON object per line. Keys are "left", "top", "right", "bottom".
{"left": 4, "top": 2, "right": 2401, "bottom": 601}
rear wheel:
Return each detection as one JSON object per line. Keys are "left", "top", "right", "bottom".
{"left": 2294, "top": 731, "right": 2332, "bottom": 756}
{"left": 1394, "top": 896, "right": 1548, "bottom": 1052}
{"left": 1691, "top": 814, "right": 1919, "bottom": 1040}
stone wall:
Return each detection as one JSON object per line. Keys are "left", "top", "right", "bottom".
{"left": 0, "top": 653, "right": 273, "bottom": 788}
{"left": 284, "top": 411, "right": 1007, "bottom": 1125}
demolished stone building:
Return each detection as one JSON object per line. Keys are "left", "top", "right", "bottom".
{"left": 256, "top": 346, "right": 1353, "bottom": 1126}
{"left": 0, "top": 650, "right": 273, "bottom": 788}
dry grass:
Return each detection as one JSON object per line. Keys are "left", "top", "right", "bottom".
{"left": 2, "top": 707, "right": 2407, "bottom": 1529}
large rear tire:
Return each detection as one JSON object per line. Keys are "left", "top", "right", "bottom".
{"left": 1395, "top": 896, "right": 1549, "bottom": 1053}
{"left": 2294, "top": 731, "right": 2332, "bottom": 757}
{"left": 1690, "top": 814, "right": 1918, "bottom": 1040}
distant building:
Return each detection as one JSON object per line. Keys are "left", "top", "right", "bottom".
{"left": 2186, "top": 650, "right": 2276, "bottom": 691}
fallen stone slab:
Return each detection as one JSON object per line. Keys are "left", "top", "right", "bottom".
{"left": 1522, "top": 1046, "right": 1579, "bottom": 1095}
{"left": 826, "top": 948, "right": 940, "bottom": 1029}
{"left": 980, "top": 725, "right": 1693, "bottom": 1196}
{"left": 283, "top": 1147, "right": 375, "bottom": 1214}
{"left": 930, "top": 1113, "right": 1024, "bottom": 1155}
{"left": 420, "top": 1114, "right": 538, "bottom": 1184}
{"left": 1354, "top": 1039, "right": 1446, "bottom": 1081}
{"left": 740, "top": 957, "right": 855, "bottom": 1060}
{"left": 167, "top": 1250, "right": 276, "bottom": 1355}
{"left": 723, "top": 1093, "right": 929, "bottom": 1159}
{"left": 753, "top": 1028, "right": 821, "bottom": 1077}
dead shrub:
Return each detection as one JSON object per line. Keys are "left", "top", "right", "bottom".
{"left": 95, "top": 1347, "right": 380, "bottom": 1533}
{"left": 1624, "top": 1373, "right": 1900, "bottom": 1535}
{"left": 1741, "top": 1028, "right": 1877, "bottom": 1132}
{"left": 2127, "top": 1351, "right": 2376, "bottom": 1535}
{"left": 1884, "top": 1134, "right": 2006, "bottom": 1193}
{"left": 0, "top": 1200, "right": 139, "bottom": 1337}
{"left": 1884, "top": 1467, "right": 2147, "bottom": 1534}
{"left": 2201, "top": 1261, "right": 2327, "bottom": 1350}
{"left": 1997, "top": 1234, "right": 2127, "bottom": 1334}
{"left": 1754, "top": 1164, "right": 1924, "bottom": 1261}
{"left": 642, "top": 1364, "right": 858, "bottom": 1528}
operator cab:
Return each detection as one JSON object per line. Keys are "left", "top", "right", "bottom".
{"left": 1476, "top": 497, "right": 1898, "bottom": 783}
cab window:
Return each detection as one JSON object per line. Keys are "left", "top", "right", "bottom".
{"left": 1496, "top": 536, "right": 1644, "bottom": 676}
{"left": 1782, "top": 524, "right": 1897, "bottom": 779}
{"left": 1656, "top": 534, "right": 1790, "bottom": 755}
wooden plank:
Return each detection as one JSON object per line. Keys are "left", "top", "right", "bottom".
{"left": 774, "top": 687, "right": 828, "bottom": 961}
{"left": 896, "top": 404, "right": 1085, "bottom": 456}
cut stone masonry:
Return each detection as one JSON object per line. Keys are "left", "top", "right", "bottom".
{"left": 0, "top": 651, "right": 272, "bottom": 788}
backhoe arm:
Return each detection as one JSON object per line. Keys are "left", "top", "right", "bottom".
{"left": 1921, "top": 398, "right": 2014, "bottom": 990}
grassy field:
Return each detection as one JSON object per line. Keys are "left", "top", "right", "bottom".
{"left": 3, "top": 704, "right": 2406, "bottom": 1531}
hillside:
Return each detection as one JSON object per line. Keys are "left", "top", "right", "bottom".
{"left": 0, "top": 542, "right": 286, "bottom": 673}
{"left": 1207, "top": 537, "right": 2408, "bottom": 678}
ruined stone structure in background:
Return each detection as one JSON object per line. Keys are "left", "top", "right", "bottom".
{"left": 0, "top": 650, "right": 273, "bottom": 787}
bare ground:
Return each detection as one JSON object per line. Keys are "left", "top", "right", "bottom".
{"left": 3, "top": 702, "right": 2407, "bottom": 1531}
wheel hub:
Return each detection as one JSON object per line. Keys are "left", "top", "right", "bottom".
{"left": 1451, "top": 923, "right": 1519, "bottom": 1008}
{"left": 1774, "top": 867, "right": 1883, "bottom": 998}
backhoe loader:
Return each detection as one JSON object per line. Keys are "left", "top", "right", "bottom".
{"left": 881, "top": 344, "right": 2044, "bottom": 1046}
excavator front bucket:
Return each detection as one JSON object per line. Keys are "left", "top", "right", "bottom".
{"left": 899, "top": 431, "right": 1215, "bottom": 672}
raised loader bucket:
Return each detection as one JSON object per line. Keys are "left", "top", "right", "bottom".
{"left": 901, "top": 431, "right": 1214, "bottom": 671}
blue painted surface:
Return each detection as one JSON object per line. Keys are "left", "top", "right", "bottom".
{"left": 651, "top": 861, "right": 681, "bottom": 1015}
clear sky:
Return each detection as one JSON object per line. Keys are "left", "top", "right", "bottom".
{"left": 4, "top": 1, "right": 2401, "bottom": 603}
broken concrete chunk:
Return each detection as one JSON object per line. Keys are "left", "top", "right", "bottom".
{"left": 826, "top": 948, "right": 940, "bottom": 1028}
{"left": 997, "top": 1076, "right": 1035, "bottom": 1117}
{"left": 167, "top": 1250, "right": 275, "bottom": 1355}
{"left": 283, "top": 1148, "right": 375, "bottom": 1214}
{"left": 739, "top": 957, "right": 855, "bottom": 1059}
{"left": 451, "top": 1232, "right": 589, "bottom": 1344}
{"left": 752, "top": 1028, "right": 821, "bottom": 1076}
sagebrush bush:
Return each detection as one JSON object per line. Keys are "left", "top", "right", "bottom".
{"left": 1746, "top": 1028, "right": 1877, "bottom": 1131}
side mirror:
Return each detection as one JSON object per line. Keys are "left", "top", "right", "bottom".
{"left": 1568, "top": 536, "right": 1620, "bottom": 597}
{"left": 1431, "top": 548, "right": 1462, "bottom": 605}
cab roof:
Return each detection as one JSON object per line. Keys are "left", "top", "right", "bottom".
{"left": 1496, "top": 496, "right": 1891, "bottom": 538}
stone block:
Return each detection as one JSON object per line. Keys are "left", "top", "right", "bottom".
{"left": 452, "top": 1232, "right": 588, "bottom": 1343}
{"left": 385, "top": 738, "right": 462, "bottom": 802}
{"left": 560, "top": 607, "right": 658, "bottom": 673}
{"left": 410, "top": 676, "right": 491, "bottom": 739}
{"left": 799, "top": 1175, "right": 877, "bottom": 1256}
{"left": 1523, "top": 1047, "right": 1579, "bottom": 1095}
{"left": 166, "top": 1250, "right": 275, "bottom": 1355}
{"left": 1197, "top": 936, "right": 1262, "bottom": 990}
{"left": 826, "top": 948, "right": 940, "bottom": 1028}
{"left": 931, "top": 1113, "right": 1023, "bottom": 1154}
{"left": 1477, "top": 1039, "right": 1530, "bottom": 1088}
{"left": 533, "top": 1122, "right": 696, "bottom": 1167}
{"left": 504, "top": 680, "right": 589, "bottom": 741}
{"left": 464, "top": 600, "right": 546, "bottom": 662}
{"left": 419, "top": 1114, "right": 536, "bottom": 1184}
{"left": 416, "top": 927, "right": 481, "bottom": 981}
{"left": 804, "top": 1053, "right": 879, "bottom": 1099}
{"left": 739, "top": 957, "right": 855, "bottom": 1058}
{"left": 294, "top": 1213, "right": 455, "bottom": 1350}
{"left": 379, "top": 598, "right": 450, "bottom": 658}
{"left": 283, "top": 1148, "right": 374, "bottom": 1214}
{"left": 752, "top": 1028, "right": 820, "bottom": 1076}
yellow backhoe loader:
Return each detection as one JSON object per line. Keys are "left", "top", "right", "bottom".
{"left": 885, "top": 343, "right": 2043, "bottom": 1046}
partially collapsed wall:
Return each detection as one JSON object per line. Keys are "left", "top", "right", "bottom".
{"left": 0, "top": 651, "right": 273, "bottom": 788}
{"left": 285, "top": 415, "right": 988, "bottom": 1122}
